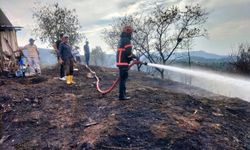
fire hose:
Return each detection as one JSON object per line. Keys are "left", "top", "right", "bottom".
{"left": 85, "top": 60, "right": 147, "bottom": 95}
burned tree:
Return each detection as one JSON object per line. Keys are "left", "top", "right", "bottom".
{"left": 231, "top": 43, "right": 250, "bottom": 74}
{"left": 103, "top": 4, "right": 208, "bottom": 78}
{"left": 32, "top": 2, "right": 84, "bottom": 46}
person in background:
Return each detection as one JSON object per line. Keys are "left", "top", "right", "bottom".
{"left": 14, "top": 50, "right": 27, "bottom": 77}
{"left": 84, "top": 41, "right": 90, "bottom": 66}
{"left": 58, "top": 35, "right": 75, "bottom": 85}
{"left": 71, "top": 46, "right": 81, "bottom": 71}
{"left": 72, "top": 46, "right": 81, "bottom": 64}
{"left": 19, "top": 38, "right": 41, "bottom": 75}
{"left": 53, "top": 33, "right": 65, "bottom": 81}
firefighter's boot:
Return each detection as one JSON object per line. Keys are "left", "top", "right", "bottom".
{"left": 66, "top": 76, "right": 71, "bottom": 85}
{"left": 70, "top": 75, "right": 76, "bottom": 84}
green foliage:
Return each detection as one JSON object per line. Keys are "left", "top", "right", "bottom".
{"left": 32, "top": 2, "right": 84, "bottom": 46}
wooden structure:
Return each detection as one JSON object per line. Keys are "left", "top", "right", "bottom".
{"left": 0, "top": 8, "right": 22, "bottom": 73}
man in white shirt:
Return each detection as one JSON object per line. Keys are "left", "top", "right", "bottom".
{"left": 19, "top": 38, "right": 41, "bottom": 75}
{"left": 72, "top": 46, "right": 81, "bottom": 63}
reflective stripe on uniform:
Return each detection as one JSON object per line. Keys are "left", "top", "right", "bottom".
{"left": 116, "top": 62, "right": 129, "bottom": 66}
{"left": 118, "top": 48, "right": 125, "bottom": 51}
{"left": 124, "top": 44, "right": 132, "bottom": 48}
{"left": 116, "top": 45, "right": 131, "bottom": 66}
{"left": 117, "top": 48, "right": 125, "bottom": 63}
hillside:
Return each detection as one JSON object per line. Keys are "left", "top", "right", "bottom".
{"left": 170, "top": 51, "right": 233, "bottom": 72}
{"left": 0, "top": 65, "right": 249, "bottom": 149}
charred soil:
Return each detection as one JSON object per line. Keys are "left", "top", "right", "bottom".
{"left": 0, "top": 65, "right": 249, "bottom": 150}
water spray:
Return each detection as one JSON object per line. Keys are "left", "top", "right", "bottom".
{"left": 147, "top": 63, "right": 250, "bottom": 86}
{"left": 147, "top": 63, "right": 250, "bottom": 101}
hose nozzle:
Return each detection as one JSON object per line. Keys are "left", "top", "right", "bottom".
{"left": 132, "top": 60, "right": 148, "bottom": 65}
{"left": 138, "top": 61, "right": 147, "bottom": 65}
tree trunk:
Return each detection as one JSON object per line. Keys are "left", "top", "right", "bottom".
{"left": 188, "top": 48, "right": 191, "bottom": 68}
{"left": 160, "top": 69, "right": 164, "bottom": 79}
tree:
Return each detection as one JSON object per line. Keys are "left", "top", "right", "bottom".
{"left": 182, "top": 38, "right": 194, "bottom": 68}
{"left": 231, "top": 43, "right": 250, "bottom": 74}
{"left": 91, "top": 46, "right": 105, "bottom": 66}
{"left": 32, "top": 2, "right": 84, "bottom": 46}
{"left": 103, "top": 4, "right": 208, "bottom": 78}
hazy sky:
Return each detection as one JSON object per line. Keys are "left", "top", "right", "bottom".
{"left": 1, "top": 0, "right": 250, "bottom": 55}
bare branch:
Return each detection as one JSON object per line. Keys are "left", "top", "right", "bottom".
{"left": 102, "top": 3, "right": 208, "bottom": 79}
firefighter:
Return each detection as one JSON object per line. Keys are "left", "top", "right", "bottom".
{"left": 116, "top": 26, "right": 138, "bottom": 100}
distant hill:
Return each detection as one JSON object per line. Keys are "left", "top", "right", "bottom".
{"left": 188, "top": 50, "right": 227, "bottom": 60}
{"left": 169, "top": 50, "right": 233, "bottom": 72}
{"left": 172, "top": 50, "right": 229, "bottom": 61}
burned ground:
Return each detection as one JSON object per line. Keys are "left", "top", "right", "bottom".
{"left": 0, "top": 65, "right": 250, "bottom": 150}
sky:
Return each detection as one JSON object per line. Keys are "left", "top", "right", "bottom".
{"left": 1, "top": 0, "right": 250, "bottom": 55}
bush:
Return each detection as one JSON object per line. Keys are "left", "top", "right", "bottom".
{"left": 231, "top": 43, "right": 250, "bottom": 74}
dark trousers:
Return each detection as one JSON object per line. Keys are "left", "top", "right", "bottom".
{"left": 76, "top": 56, "right": 81, "bottom": 63}
{"left": 58, "top": 56, "right": 65, "bottom": 78}
{"left": 60, "top": 64, "right": 65, "bottom": 78}
{"left": 85, "top": 54, "right": 90, "bottom": 66}
{"left": 119, "top": 68, "right": 128, "bottom": 99}
{"left": 64, "top": 59, "right": 74, "bottom": 76}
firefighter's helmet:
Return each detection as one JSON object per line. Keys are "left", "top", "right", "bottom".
{"left": 123, "top": 26, "right": 134, "bottom": 33}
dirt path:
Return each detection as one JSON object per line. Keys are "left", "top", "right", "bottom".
{"left": 0, "top": 65, "right": 249, "bottom": 149}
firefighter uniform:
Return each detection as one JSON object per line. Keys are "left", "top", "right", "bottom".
{"left": 116, "top": 26, "right": 136, "bottom": 100}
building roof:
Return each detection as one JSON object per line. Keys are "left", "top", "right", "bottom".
{"left": 0, "top": 8, "right": 22, "bottom": 31}
{"left": 0, "top": 8, "right": 12, "bottom": 26}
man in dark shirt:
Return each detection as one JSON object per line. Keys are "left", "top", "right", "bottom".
{"left": 58, "top": 35, "right": 75, "bottom": 85}
{"left": 84, "top": 41, "right": 90, "bottom": 66}
{"left": 53, "top": 33, "right": 65, "bottom": 81}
